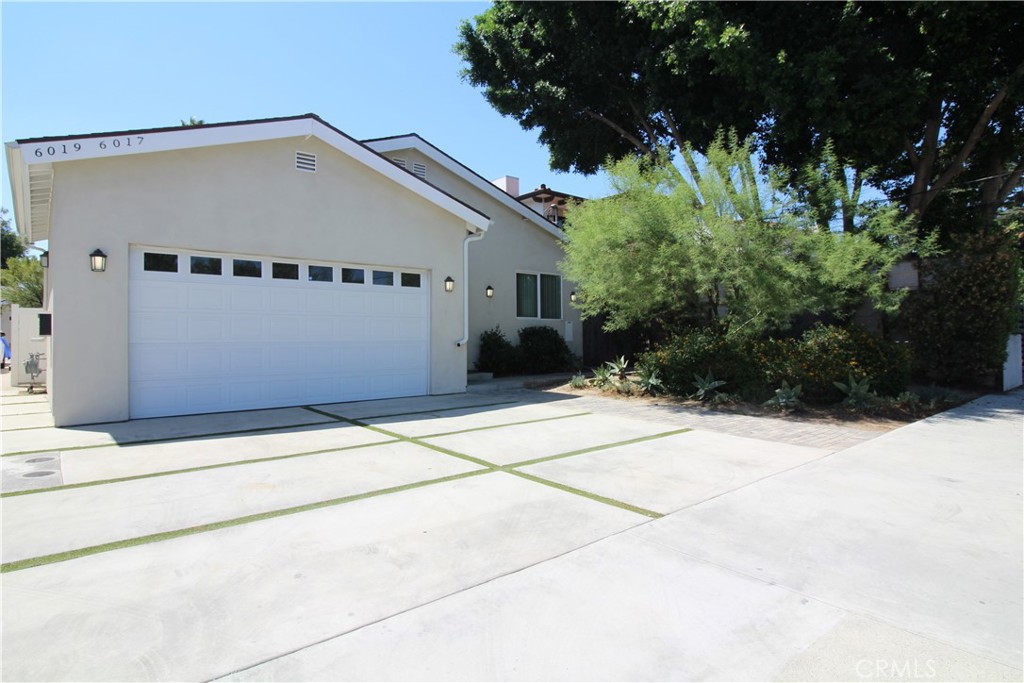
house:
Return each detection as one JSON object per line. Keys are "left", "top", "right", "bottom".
{"left": 362, "top": 135, "right": 583, "bottom": 377}
{"left": 4, "top": 114, "right": 581, "bottom": 426}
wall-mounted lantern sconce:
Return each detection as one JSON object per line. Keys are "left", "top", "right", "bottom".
{"left": 570, "top": 291, "right": 577, "bottom": 304}
{"left": 90, "top": 249, "right": 107, "bottom": 273}
{"left": 444, "top": 276, "right": 455, "bottom": 293}
{"left": 40, "top": 251, "right": 49, "bottom": 269}
{"left": 485, "top": 285, "right": 494, "bottom": 298}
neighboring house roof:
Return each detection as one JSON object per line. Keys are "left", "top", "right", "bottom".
{"left": 4, "top": 113, "right": 490, "bottom": 244}
{"left": 516, "top": 185, "right": 586, "bottom": 205}
{"left": 363, "top": 133, "right": 568, "bottom": 241}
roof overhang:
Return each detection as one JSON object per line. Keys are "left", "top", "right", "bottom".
{"left": 363, "top": 135, "right": 567, "bottom": 242}
{"left": 5, "top": 114, "right": 490, "bottom": 244}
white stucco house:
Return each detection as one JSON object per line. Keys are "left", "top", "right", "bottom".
{"left": 4, "top": 114, "right": 582, "bottom": 426}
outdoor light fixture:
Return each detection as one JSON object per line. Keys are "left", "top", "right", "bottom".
{"left": 90, "top": 249, "right": 107, "bottom": 273}
{"left": 485, "top": 285, "right": 494, "bottom": 298}
{"left": 570, "top": 291, "right": 577, "bottom": 304}
{"left": 444, "top": 276, "right": 455, "bottom": 293}
{"left": 40, "top": 251, "right": 49, "bottom": 269}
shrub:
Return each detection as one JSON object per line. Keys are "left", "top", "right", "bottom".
{"left": 786, "top": 324, "right": 911, "bottom": 403}
{"left": 641, "top": 323, "right": 912, "bottom": 405}
{"left": 518, "top": 325, "right": 573, "bottom": 374}
{"left": 475, "top": 326, "right": 523, "bottom": 376}
{"left": 900, "top": 230, "right": 1022, "bottom": 386}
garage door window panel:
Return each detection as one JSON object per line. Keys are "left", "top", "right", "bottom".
{"left": 309, "top": 265, "right": 333, "bottom": 282}
{"left": 233, "top": 259, "right": 262, "bottom": 278}
{"left": 373, "top": 270, "right": 394, "bottom": 286}
{"left": 272, "top": 262, "right": 299, "bottom": 280}
{"left": 191, "top": 256, "right": 222, "bottom": 276}
{"left": 342, "top": 268, "right": 365, "bottom": 284}
{"left": 144, "top": 252, "right": 178, "bottom": 273}
{"left": 401, "top": 273, "right": 421, "bottom": 288}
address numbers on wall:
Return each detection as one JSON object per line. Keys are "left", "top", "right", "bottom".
{"left": 32, "top": 136, "right": 145, "bottom": 158}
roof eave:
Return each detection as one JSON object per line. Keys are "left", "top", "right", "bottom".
{"left": 364, "top": 135, "right": 566, "bottom": 241}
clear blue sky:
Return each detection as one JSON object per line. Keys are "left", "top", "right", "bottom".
{"left": 1, "top": 1, "right": 611, "bottom": 236}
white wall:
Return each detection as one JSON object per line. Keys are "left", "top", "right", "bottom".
{"left": 9, "top": 304, "right": 47, "bottom": 389}
{"left": 389, "top": 148, "right": 584, "bottom": 368}
{"left": 1003, "top": 334, "right": 1022, "bottom": 391}
{"left": 44, "top": 136, "right": 470, "bottom": 425}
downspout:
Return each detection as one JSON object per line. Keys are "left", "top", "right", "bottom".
{"left": 455, "top": 227, "right": 487, "bottom": 347}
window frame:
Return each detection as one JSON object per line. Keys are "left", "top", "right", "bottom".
{"left": 515, "top": 271, "right": 562, "bottom": 320}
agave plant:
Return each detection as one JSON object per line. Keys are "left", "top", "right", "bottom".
{"left": 763, "top": 380, "right": 803, "bottom": 411}
{"left": 833, "top": 374, "right": 878, "bottom": 409}
{"left": 691, "top": 371, "right": 726, "bottom": 402}
{"left": 635, "top": 363, "right": 665, "bottom": 396}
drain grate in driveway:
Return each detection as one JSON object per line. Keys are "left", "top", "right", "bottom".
{"left": 2, "top": 452, "right": 64, "bottom": 492}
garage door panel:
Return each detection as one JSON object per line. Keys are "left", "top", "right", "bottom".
{"left": 185, "top": 347, "right": 226, "bottom": 376}
{"left": 307, "top": 291, "right": 335, "bottom": 314}
{"left": 187, "top": 285, "right": 227, "bottom": 311}
{"left": 370, "top": 294, "right": 397, "bottom": 316}
{"left": 271, "top": 290, "right": 303, "bottom": 313}
{"left": 228, "top": 316, "right": 263, "bottom": 340}
{"left": 186, "top": 314, "right": 228, "bottom": 342}
{"left": 129, "top": 346, "right": 182, "bottom": 380}
{"left": 132, "top": 281, "right": 184, "bottom": 310}
{"left": 228, "top": 347, "right": 265, "bottom": 373}
{"left": 131, "top": 314, "right": 180, "bottom": 343}
{"left": 307, "top": 318, "right": 335, "bottom": 341}
{"left": 130, "top": 247, "right": 429, "bottom": 419}
{"left": 230, "top": 288, "right": 264, "bottom": 312}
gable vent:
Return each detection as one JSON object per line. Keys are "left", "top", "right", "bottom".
{"left": 295, "top": 151, "right": 317, "bottom": 173}
{"left": 412, "top": 162, "right": 426, "bottom": 180}
{"left": 392, "top": 158, "right": 407, "bottom": 169}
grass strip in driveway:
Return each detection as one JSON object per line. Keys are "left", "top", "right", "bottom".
{"left": 415, "top": 412, "right": 590, "bottom": 439}
{"left": 503, "top": 428, "right": 692, "bottom": 469}
{"left": 0, "top": 420, "right": 337, "bottom": 458}
{"left": 306, "top": 406, "right": 669, "bottom": 520}
{"left": 505, "top": 470, "right": 663, "bottom": 519}
{"left": 310, "top": 399, "right": 520, "bottom": 422}
{"left": 0, "top": 468, "right": 491, "bottom": 574}
{"left": 0, "top": 438, "right": 402, "bottom": 499}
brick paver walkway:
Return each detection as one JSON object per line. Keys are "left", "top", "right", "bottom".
{"left": 481, "top": 386, "right": 883, "bottom": 453}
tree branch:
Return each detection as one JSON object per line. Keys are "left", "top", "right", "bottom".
{"left": 921, "top": 59, "right": 1024, "bottom": 212}
{"left": 904, "top": 137, "right": 920, "bottom": 172}
{"left": 996, "top": 159, "right": 1024, "bottom": 206}
{"left": 583, "top": 109, "right": 654, "bottom": 157}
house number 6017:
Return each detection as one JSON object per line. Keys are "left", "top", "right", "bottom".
{"left": 98, "top": 137, "right": 144, "bottom": 150}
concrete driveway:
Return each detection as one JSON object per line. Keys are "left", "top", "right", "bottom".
{"left": 1, "top": 372, "right": 1021, "bottom": 682}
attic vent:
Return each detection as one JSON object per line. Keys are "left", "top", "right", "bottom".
{"left": 392, "top": 158, "right": 407, "bottom": 169}
{"left": 412, "top": 162, "right": 426, "bottom": 180}
{"left": 295, "top": 151, "right": 317, "bottom": 173}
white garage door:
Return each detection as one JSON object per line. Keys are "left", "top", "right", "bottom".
{"left": 129, "top": 247, "right": 430, "bottom": 419}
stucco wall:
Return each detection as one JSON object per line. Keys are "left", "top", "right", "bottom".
{"left": 45, "top": 136, "right": 470, "bottom": 426}
{"left": 389, "top": 148, "right": 584, "bottom": 368}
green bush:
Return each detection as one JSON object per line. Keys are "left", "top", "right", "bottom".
{"left": 475, "top": 326, "right": 523, "bottom": 376}
{"left": 900, "top": 230, "right": 1022, "bottom": 386}
{"left": 641, "top": 324, "right": 912, "bottom": 405}
{"left": 785, "top": 324, "right": 912, "bottom": 403}
{"left": 518, "top": 325, "right": 573, "bottom": 374}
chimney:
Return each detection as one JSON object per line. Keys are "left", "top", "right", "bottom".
{"left": 491, "top": 175, "right": 520, "bottom": 197}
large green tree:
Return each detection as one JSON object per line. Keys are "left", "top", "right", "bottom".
{"left": 1, "top": 257, "right": 43, "bottom": 307}
{"left": 457, "top": 1, "right": 1023, "bottom": 226}
{"left": 1, "top": 208, "right": 27, "bottom": 269}
{"left": 561, "top": 136, "right": 920, "bottom": 337}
